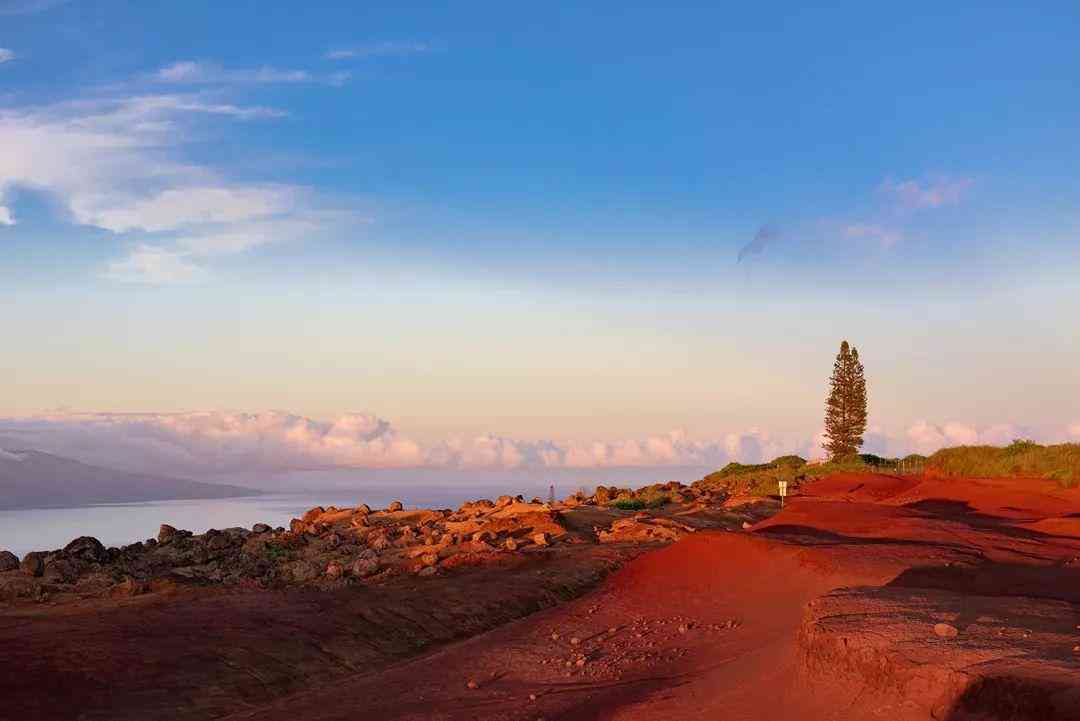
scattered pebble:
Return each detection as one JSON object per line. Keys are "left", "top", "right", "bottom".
{"left": 570, "top": 637, "right": 581, "bottom": 646}
{"left": 466, "top": 679, "right": 479, "bottom": 690}
{"left": 933, "top": 623, "right": 959, "bottom": 639}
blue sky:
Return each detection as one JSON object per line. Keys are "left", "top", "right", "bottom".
{"left": 2, "top": 0, "right": 1079, "bottom": 475}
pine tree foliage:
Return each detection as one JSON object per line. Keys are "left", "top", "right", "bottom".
{"left": 823, "top": 340, "right": 868, "bottom": 459}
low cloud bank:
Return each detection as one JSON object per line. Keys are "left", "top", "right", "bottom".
{"left": 1, "top": 411, "right": 1077, "bottom": 478}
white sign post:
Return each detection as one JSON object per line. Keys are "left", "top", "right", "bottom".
{"left": 778, "top": 480, "right": 788, "bottom": 508}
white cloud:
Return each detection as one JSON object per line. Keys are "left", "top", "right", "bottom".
{"left": 103, "top": 245, "right": 206, "bottom": 284}
{"left": 86, "top": 185, "right": 299, "bottom": 234}
{"left": 5, "top": 411, "right": 1071, "bottom": 477}
{"left": 904, "top": 420, "right": 1028, "bottom": 455}
{"left": 880, "top": 175, "right": 974, "bottom": 211}
{"left": 0, "top": 412, "right": 807, "bottom": 475}
{"left": 325, "top": 42, "right": 431, "bottom": 60}
{"left": 0, "top": 48, "right": 15, "bottom": 64}
{"left": 0, "top": 93, "right": 348, "bottom": 283}
{"left": 154, "top": 61, "right": 349, "bottom": 87}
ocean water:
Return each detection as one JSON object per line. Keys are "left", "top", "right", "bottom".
{"left": 0, "top": 484, "right": 560, "bottom": 558}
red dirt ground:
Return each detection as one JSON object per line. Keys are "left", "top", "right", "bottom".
{"left": 4, "top": 473, "right": 1079, "bottom": 721}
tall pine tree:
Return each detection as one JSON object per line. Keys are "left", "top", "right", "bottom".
{"left": 823, "top": 340, "right": 868, "bottom": 459}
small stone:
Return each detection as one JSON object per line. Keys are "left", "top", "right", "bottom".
{"left": 529, "top": 693, "right": 538, "bottom": 702}
{"left": 417, "top": 566, "right": 437, "bottom": 577}
{"left": 933, "top": 623, "right": 959, "bottom": 639}
{"left": 325, "top": 562, "right": 344, "bottom": 579}
{"left": 466, "top": 679, "right": 479, "bottom": 690}
{"left": 505, "top": 538, "right": 518, "bottom": 551}
{"left": 575, "top": 657, "right": 586, "bottom": 667}
{"left": 532, "top": 532, "right": 550, "bottom": 546}
{"left": 608, "top": 627, "right": 617, "bottom": 634}
{"left": 570, "top": 637, "right": 581, "bottom": 646}
{"left": 550, "top": 632, "right": 560, "bottom": 641}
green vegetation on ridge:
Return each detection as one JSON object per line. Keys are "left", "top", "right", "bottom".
{"left": 926, "top": 440, "right": 1080, "bottom": 488}
{"left": 693, "top": 440, "right": 1080, "bottom": 497}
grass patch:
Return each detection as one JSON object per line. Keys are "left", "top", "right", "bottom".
{"left": 694, "top": 453, "right": 920, "bottom": 497}
{"left": 611, "top": 498, "right": 647, "bottom": 511}
{"left": 926, "top": 441, "right": 1080, "bottom": 488}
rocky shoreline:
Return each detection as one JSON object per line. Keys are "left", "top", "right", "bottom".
{"left": 0, "top": 480, "right": 774, "bottom": 604}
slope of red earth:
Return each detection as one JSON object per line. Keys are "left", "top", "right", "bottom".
{"left": 220, "top": 474, "right": 1080, "bottom": 721}
{"left": 3, "top": 475, "right": 1079, "bottom": 721}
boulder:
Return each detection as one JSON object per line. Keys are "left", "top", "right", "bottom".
{"left": 302, "top": 506, "right": 325, "bottom": 524}
{"left": 0, "top": 551, "right": 19, "bottom": 572}
{"left": 368, "top": 531, "right": 392, "bottom": 551}
{"left": 252, "top": 523, "right": 272, "bottom": 534}
{"left": 289, "top": 560, "right": 322, "bottom": 583}
{"left": 63, "top": 536, "right": 107, "bottom": 563}
{"left": 420, "top": 553, "right": 439, "bottom": 567}
{"left": 495, "top": 495, "right": 515, "bottom": 508}
{"left": 416, "top": 566, "right": 437, "bottom": 577}
{"left": 350, "top": 555, "right": 379, "bottom": 577}
{"left": 355, "top": 503, "right": 372, "bottom": 515}
{"left": 20, "top": 551, "right": 47, "bottom": 577}
{"left": 387, "top": 501, "right": 404, "bottom": 512}
{"left": 43, "top": 558, "right": 80, "bottom": 583}
{"left": 504, "top": 538, "right": 519, "bottom": 551}
{"left": 289, "top": 518, "right": 306, "bottom": 534}
{"left": 532, "top": 532, "right": 550, "bottom": 547}
{"left": 205, "top": 532, "right": 232, "bottom": 552}
{"left": 325, "top": 562, "right": 344, "bottom": 579}
{"left": 157, "top": 524, "right": 179, "bottom": 544}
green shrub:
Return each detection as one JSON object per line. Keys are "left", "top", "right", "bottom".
{"left": 611, "top": 498, "right": 646, "bottom": 511}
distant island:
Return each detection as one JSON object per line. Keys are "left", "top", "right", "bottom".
{"left": 0, "top": 449, "right": 262, "bottom": 510}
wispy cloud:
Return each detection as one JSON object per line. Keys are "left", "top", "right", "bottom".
{"left": 739, "top": 172, "right": 975, "bottom": 262}
{"left": 325, "top": 41, "right": 431, "bottom": 60}
{"left": 737, "top": 224, "right": 780, "bottom": 262}
{"left": 0, "top": 48, "right": 15, "bottom": 64}
{"left": 104, "top": 245, "right": 206, "bottom": 285}
{"left": 0, "top": 92, "right": 353, "bottom": 283}
{"left": 879, "top": 174, "right": 975, "bottom": 211}
{"left": 0, "top": 0, "right": 71, "bottom": 15}
{"left": 843, "top": 223, "right": 903, "bottom": 249}
{"left": 154, "top": 60, "right": 350, "bottom": 87}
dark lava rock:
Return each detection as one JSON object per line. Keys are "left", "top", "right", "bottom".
{"left": 21, "top": 551, "right": 47, "bottom": 577}
{"left": 63, "top": 536, "right": 107, "bottom": 563}
{"left": 43, "top": 558, "right": 81, "bottom": 583}
{"left": 0, "top": 550, "right": 18, "bottom": 572}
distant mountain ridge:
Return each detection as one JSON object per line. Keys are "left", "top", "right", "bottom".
{"left": 0, "top": 449, "right": 262, "bottom": 510}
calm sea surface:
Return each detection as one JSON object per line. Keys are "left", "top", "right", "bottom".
{"left": 0, "top": 484, "right": 564, "bottom": 557}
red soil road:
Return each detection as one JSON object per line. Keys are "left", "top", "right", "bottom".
{"left": 219, "top": 474, "right": 1080, "bottom": 721}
